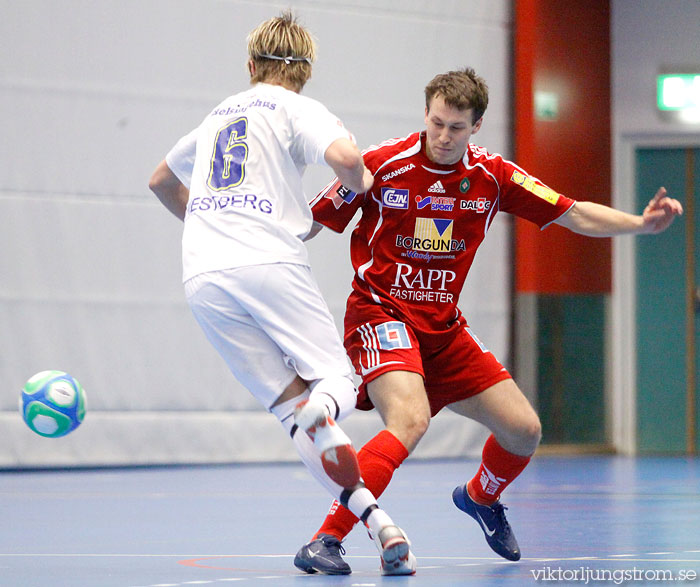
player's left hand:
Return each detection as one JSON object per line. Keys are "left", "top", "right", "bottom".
{"left": 641, "top": 187, "right": 684, "bottom": 234}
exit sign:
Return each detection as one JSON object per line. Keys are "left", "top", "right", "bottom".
{"left": 657, "top": 74, "right": 700, "bottom": 111}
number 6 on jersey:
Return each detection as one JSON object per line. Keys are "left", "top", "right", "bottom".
{"left": 208, "top": 117, "right": 249, "bottom": 191}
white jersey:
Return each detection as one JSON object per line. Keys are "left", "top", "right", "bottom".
{"left": 168, "top": 83, "right": 352, "bottom": 281}
{"left": 166, "top": 128, "right": 197, "bottom": 188}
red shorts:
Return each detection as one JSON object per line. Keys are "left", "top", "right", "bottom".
{"left": 344, "top": 297, "right": 512, "bottom": 416}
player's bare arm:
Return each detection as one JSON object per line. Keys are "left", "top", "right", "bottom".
{"left": 149, "top": 160, "right": 189, "bottom": 221}
{"left": 324, "top": 138, "right": 374, "bottom": 194}
{"left": 554, "top": 187, "right": 683, "bottom": 237}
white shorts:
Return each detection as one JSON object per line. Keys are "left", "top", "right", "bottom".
{"left": 184, "top": 264, "right": 354, "bottom": 410}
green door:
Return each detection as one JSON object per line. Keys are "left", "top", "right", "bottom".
{"left": 636, "top": 147, "right": 699, "bottom": 454}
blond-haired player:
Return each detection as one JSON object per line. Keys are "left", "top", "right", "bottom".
{"left": 149, "top": 12, "right": 415, "bottom": 575}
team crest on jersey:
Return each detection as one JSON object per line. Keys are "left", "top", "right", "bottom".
{"left": 382, "top": 188, "right": 409, "bottom": 209}
{"left": 326, "top": 184, "right": 358, "bottom": 209}
{"left": 511, "top": 171, "right": 560, "bottom": 205}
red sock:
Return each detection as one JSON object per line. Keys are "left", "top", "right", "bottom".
{"left": 467, "top": 434, "right": 531, "bottom": 505}
{"left": 313, "top": 429, "right": 409, "bottom": 541}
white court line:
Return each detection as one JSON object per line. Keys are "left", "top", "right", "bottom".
{"left": 2, "top": 552, "right": 699, "bottom": 562}
{"left": 7, "top": 551, "right": 698, "bottom": 587}
{"left": 0, "top": 553, "right": 293, "bottom": 558}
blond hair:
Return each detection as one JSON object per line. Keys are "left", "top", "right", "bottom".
{"left": 425, "top": 68, "right": 489, "bottom": 124}
{"left": 247, "top": 11, "right": 316, "bottom": 92}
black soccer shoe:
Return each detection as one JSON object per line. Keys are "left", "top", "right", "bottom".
{"left": 294, "top": 534, "right": 352, "bottom": 575}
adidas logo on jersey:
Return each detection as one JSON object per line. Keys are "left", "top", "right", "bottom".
{"left": 428, "top": 180, "right": 446, "bottom": 193}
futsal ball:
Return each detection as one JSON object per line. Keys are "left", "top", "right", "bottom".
{"left": 20, "top": 370, "right": 87, "bottom": 438}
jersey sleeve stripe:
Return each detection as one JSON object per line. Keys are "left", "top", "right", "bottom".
{"left": 540, "top": 200, "right": 576, "bottom": 230}
{"left": 309, "top": 176, "right": 340, "bottom": 208}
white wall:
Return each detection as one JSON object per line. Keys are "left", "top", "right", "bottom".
{"left": 610, "top": 0, "right": 700, "bottom": 453}
{"left": 0, "top": 0, "right": 513, "bottom": 467}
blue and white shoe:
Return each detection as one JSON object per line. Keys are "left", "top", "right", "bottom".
{"left": 294, "top": 534, "right": 351, "bottom": 575}
{"left": 452, "top": 484, "right": 521, "bottom": 561}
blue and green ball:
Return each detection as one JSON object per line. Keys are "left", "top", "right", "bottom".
{"left": 20, "top": 371, "right": 87, "bottom": 438}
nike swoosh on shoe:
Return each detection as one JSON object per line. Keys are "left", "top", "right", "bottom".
{"left": 475, "top": 511, "right": 496, "bottom": 537}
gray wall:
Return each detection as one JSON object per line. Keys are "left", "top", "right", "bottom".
{"left": 1, "top": 0, "right": 512, "bottom": 466}
{"left": 612, "top": 0, "right": 700, "bottom": 138}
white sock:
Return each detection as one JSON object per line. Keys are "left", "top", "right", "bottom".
{"left": 271, "top": 393, "right": 392, "bottom": 528}
{"left": 271, "top": 392, "right": 343, "bottom": 497}
{"left": 345, "top": 486, "right": 394, "bottom": 535}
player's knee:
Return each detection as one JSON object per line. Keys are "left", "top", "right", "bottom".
{"left": 518, "top": 414, "right": 542, "bottom": 454}
{"left": 498, "top": 416, "right": 541, "bottom": 457}
{"left": 410, "top": 413, "right": 430, "bottom": 447}
{"left": 412, "top": 410, "right": 431, "bottom": 439}
{"left": 309, "top": 375, "right": 357, "bottom": 421}
{"left": 392, "top": 410, "right": 430, "bottom": 453}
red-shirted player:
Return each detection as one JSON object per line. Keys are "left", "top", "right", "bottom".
{"left": 293, "top": 68, "right": 683, "bottom": 575}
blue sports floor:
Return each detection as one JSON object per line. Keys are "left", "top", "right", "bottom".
{"left": 1, "top": 456, "right": 698, "bottom": 586}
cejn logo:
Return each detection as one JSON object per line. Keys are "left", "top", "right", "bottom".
{"left": 382, "top": 188, "right": 409, "bottom": 209}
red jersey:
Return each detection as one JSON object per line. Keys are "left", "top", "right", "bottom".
{"left": 310, "top": 131, "right": 575, "bottom": 335}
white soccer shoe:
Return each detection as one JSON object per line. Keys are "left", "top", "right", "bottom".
{"left": 372, "top": 525, "right": 417, "bottom": 576}
{"left": 294, "top": 399, "right": 361, "bottom": 488}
